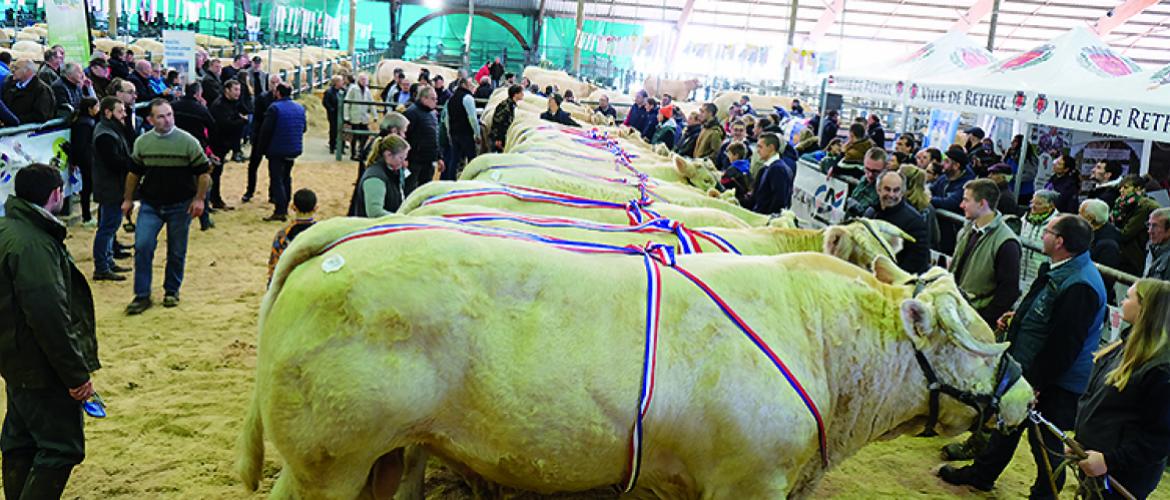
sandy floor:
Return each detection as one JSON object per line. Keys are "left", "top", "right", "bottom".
{"left": 11, "top": 120, "right": 1167, "bottom": 499}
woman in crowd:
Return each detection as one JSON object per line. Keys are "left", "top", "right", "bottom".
{"left": 353, "top": 135, "right": 410, "bottom": 218}
{"left": 69, "top": 96, "right": 99, "bottom": 225}
{"left": 900, "top": 164, "right": 938, "bottom": 251}
{"left": 539, "top": 93, "right": 580, "bottom": 127}
{"left": 1047, "top": 152, "right": 1081, "bottom": 213}
{"left": 1074, "top": 279, "right": 1170, "bottom": 499}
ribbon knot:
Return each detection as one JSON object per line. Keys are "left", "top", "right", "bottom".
{"left": 638, "top": 242, "right": 677, "bottom": 267}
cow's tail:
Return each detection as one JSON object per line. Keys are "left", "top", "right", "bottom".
{"left": 243, "top": 216, "right": 391, "bottom": 491}
{"left": 237, "top": 388, "right": 265, "bottom": 491}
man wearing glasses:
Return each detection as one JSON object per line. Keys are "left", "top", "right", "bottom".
{"left": 1143, "top": 207, "right": 1170, "bottom": 280}
{"left": 111, "top": 78, "right": 141, "bottom": 139}
{"left": 942, "top": 214, "right": 1105, "bottom": 500}
{"left": 845, "top": 147, "right": 887, "bottom": 217}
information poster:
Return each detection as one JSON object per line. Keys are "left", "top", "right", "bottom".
{"left": 0, "top": 125, "right": 79, "bottom": 217}
{"left": 45, "top": 0, "right": 91, "bottom": 64}
{"left": 163, "top": 30, "right": 197, "bottom": 85}
{"left": 923, "top": 109, "right": 960, "bottom": 150}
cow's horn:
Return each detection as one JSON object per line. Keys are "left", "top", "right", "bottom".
{"left": 937, "top": 295, "right": 1003, "bottom": 357}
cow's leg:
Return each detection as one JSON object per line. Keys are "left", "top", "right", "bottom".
{"left": 393, "top": 446, "right": 428, "bottom": 500}
{"left": 369, "top": 448, "right": 404, "bottom": 499}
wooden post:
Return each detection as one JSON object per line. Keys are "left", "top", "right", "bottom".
{"left": 463, "top": 0, "right": 474, "bottom": 69}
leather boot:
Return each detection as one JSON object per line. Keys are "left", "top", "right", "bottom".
{"left": 2, "top": 452, "right": 34, "bottom": 500}
{"left": 20, "top": 465, "right": 73, "bottom": 500}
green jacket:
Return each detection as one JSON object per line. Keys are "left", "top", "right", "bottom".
{"left": 1118, "top": 196, "right": 1160, "bottom": 275}
{"left": 0, "top": 196, "right": 100, "bottom": 389}
{"left": 950, "top": 213, "right": 1019, "bottom": 312}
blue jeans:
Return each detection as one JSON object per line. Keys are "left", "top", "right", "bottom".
{"left": 92, "top": 202, "right": 123, "bottom": 273}
{"left": 133, "top": 200, "right": 192, "bottom": 299}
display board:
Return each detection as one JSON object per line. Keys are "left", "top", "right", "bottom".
{"left": 0, "top": 124, "right": 78, "bottom": 217}
{"left": 791, "top": 162, "right": 848, "bottom": 225}
{"left": 45, "top": 0, "right": 92, "bottom": 64}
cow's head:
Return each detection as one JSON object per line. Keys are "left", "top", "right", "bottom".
{"left": 873, "top": 257, "right": 1033, "bottom": 437}
{"left": 673, "top": 155, "right": 719, "bottom": 192}
{"left": 823, "top": 218, "right": 908, "bottom": 269}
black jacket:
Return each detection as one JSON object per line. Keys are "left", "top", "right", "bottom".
{"left": 751, "top": 159, "right": 793, "bottom": 215}
{"left": 127, "top": 71, "right": 157, "bottom": 103}
{"left": 446, "top": 87, "right": 475, "bottom": 138}
{"left": 1075, "top": 336, "right": 1170, "bottom": 500}
{"left": 489, "top": 62, "right": 504, "bottom": 81}
{"left": 1091, "top": 222, "right": 1123, "bottom": 304}
{"left": 208, "top": 96, "right": 248, "bottom": 157}
{"left": 51, "top": 78, "right": 83, "bottom": 117}
{"left": 674, "top": 123, "right": 701, "bottom": 157}
{"left": 819, "top": 118, "right": 839, "bottom": 149}
{"left": 539, "top": 109, "right": 579, "bottom": 127}
{"left": 473, "top": 85, "right": 493, "bottom": 101}
{"left": 109, "top": 58, "right": 130, "bottom": 79}
{"left": 323, "top": 86, "right": 341, "bottom": 122}
{"left": 91, "top": 117, "right": 132, "bottom": 203}
{"left": 867, "top": 123, "right": 885, "bottom": 147}
{"left": 0, "top": 197, "right": 100, "bottom": 390}
{"left": 404, "top": 102, "right": 441, "bottom": 165}
{"left": 865, "top": 200, "right": 931, "bottom": 273}
{"left": 170, "top": 96, "right": 215, "bottom": 148}
{"left": 490, "top": 99, "right": 516, "bottom": 149}
{"left": 1049, "top": 173, "right": 1081, "bottom": 213}
{"left": 251, "top": 91, "right": 275, "bottom": 141}
{"left": 201, "top": 72, "right": 224, "bottom": 108}
{"left": 2, "top": 77, "right": 56, "bottom": 124}
{"left": 69, "top": 115, "right": 96, "bottom": 174}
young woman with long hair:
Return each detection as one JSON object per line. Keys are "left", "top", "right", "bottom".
{"left": 1073, "top": 278, "right": 1170, "bottom": 499}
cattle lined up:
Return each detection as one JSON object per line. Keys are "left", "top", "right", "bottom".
{"left": 239, "top": 78, "right": 1036, "bottom": 498}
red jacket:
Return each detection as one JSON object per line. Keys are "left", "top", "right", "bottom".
{"left": 474, "top": 63, "right": 491, "bottom": 83}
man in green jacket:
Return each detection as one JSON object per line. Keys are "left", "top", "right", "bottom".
{"left": 0, "top": 164, "right": 101, "bottom": 499}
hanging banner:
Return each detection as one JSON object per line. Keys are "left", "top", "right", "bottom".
{"left": 45, "top": 0, "right": 92, "bottom": 64}
{"left": 0, "top": 125, "right": 78, "bottom": 217}
{"left": 245, "top": 12, "right": 261, "bottom": 41}
{"left": 163, "top": 30, "right": 197, "bottom": 85}
{"left": 923, "top": 109, "right": 961, "bottom": 150}
{"left": 825, "top": 74, "right": 906, "bottom": 102}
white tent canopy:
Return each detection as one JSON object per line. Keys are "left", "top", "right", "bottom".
{"left": 824, "top": 30, "right": 996, "bottom": 103}
{"left": 904, "top": 27, "right": 1161, "bottom": 140}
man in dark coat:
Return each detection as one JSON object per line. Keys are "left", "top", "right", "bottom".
{"left": 0, "top": 164, "right": 101, "bottom": 500}
{"left": 256, "top": 84, "right": 306, "bottom": 221}
{"left": 818, "top": 109, "right": 839, "bottom": 149}
{"left": 402, "top": 85, "right": 443, "bottom": 195}
{"left": 749, "top": 133, "right": 793, "bottom": 215}
{"left": 322, "top": 75, "right": 345, "bottom": 154}
{"left": 2, "top": 60, "right": 56, "bottom": 124}
{"left": 243, "top": 74, "right": 281, "bottom": 203}
{"left": 208, "top": 80, "right": 249, "bottom": 209}
{"left": 864, "top": 169, "right": 931, "bottom": 273}
{"left": 866, "top": 114, "right": 885, "bottom": 148}
{"left": 489, "top": 85, "right": 522, "bottom": 152}
{"left": 200, "top": 59, "right": 225, "bottom": 110}
{"left": 1080, "top": 198, "right": 1122, "bottom": 305}
{"left": 941, "top": 215, "right": 1106, "bottom": 498}
{"left": 488, "top": 58, "right": 504, "bottom": 87}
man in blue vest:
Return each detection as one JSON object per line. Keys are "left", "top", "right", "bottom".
{"left": 257, "top": 83, "right": 306, "bottom": 222}
{"left": 940, "top": 214, "right": 1106, "bottom": 499}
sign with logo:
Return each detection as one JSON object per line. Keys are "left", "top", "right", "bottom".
{"left": 0, "top": 124, "right": 77, "bottom": 217}
{"left": 923, "top": 109, "right": 961, "bottom": 150}
{"left": 792, "top": 162, "right": 848, "bottom": 225}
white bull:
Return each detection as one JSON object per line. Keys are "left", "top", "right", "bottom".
{"left": 238, "top": 215, "right": 1032, "bottom": 499}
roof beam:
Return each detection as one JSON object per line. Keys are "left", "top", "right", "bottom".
{"left": 950, "top": 0, "right": 996, "bottom": 33}
{"left": 804, "top": 0, "right": 845, "bottom": 45}
{"left": 1094, "top": 0, "right": 1160, "bottom": 35}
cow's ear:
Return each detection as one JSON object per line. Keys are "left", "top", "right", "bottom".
{"left": 900, "top": 299, "right": 933, "bottom": 344}
{"left": 872, "top": 255, "right": 910, "bottom": 284}
{"left": 674, "top": 155, "right": 694, "bottom": 176}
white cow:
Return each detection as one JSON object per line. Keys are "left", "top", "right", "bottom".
{"left": 238, "top": 215, "right": 1032, "bottom": 499}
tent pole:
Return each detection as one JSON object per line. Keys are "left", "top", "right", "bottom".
{"left": 1141, "top": 139, "right": 1153, "bottom": 175}
{"left": 108, "top": 0, "right": 117, "bottom": 37}
{"left": 572, "top": 0, "right": 583, "bottom": 75}
{"left": 986, "top": 0, "right": 1001, "bottom": 51}
{"left": 347, "top": 0, "right": 357, "bottom": 57}
{"left": 781, "top": 0, "right": 800, "bottom": 92}
{"left": 1014, "top": 122, "right": 1030, "bottom": 201}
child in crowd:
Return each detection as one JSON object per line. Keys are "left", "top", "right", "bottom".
{"left": 267, "top": 188, "right": 318, "bottom": 285}
{"left": 720, "top": 142, "right": 753, "bottom": 207}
